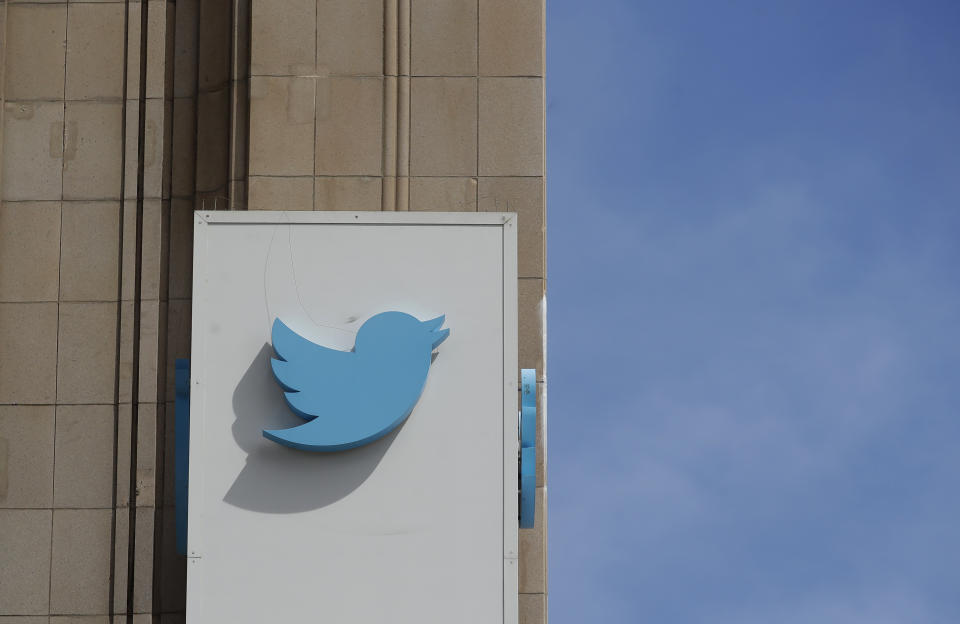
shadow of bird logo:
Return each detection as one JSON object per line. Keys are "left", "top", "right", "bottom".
{"left": 265, "top": 311, "right": 450, "bottom": 452}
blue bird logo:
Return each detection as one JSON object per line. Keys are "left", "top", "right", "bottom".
{"left": 265, "top": 311, "right": 450, "bottom": 452}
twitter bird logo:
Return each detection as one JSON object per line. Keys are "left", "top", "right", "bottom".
{"left": 264, "top": 311, "right": 450, "bottom": 451}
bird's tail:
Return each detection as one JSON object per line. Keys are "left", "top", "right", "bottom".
{"left": 423, "top": 315, "right": 450, "bottom": 349}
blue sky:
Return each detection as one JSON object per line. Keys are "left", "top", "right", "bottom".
{"left": 546, "top": 2, "right": 960, "bottom": 622}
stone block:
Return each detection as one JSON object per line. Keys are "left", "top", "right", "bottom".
{"left": 0, "top": 303, "right": 59, "bottom": 404}
{"left": 0, "top": 201, "right": 61, "bottom": 302}
{"left": 140, "top": 200, "right": 170, "bottom": 301}
{"left": 249, "top": 77, "right": 315, "bottom": 176}
{"left": 316, "top": 0, "right": 383, "bottom": 76}
{"left": 194, "top": 87, "right": 231, "bottom": 192}
{"left": 479, "top": 177, "right": 545, "bottom": 278}
{"left": 142, "top": 100, "right": 173, "bottom": 201}
{"left": 53, "top": 405, "right": 114, "bottom": 509}
{"left": 479, "top": 0, "right": 544, "bottom": 76}
{"left": 0, "top": 509, "right": 52, "bottom": 616}
{"left": 2, "top": 101, "right": 65, "bottom": 201}
{"left": 518, "top": 278, "right": 544, "bottom": 374}
{"left": 479, "top": 78, "right": 543, "bottom": 176}
{"left": 411, "top": 0, "right": 477, "bottom": 77}
{"left": 56, "top": 302, "right": 119, "bottom": 404}
{"left": 65, "top": 3, "right": 125, "bottom": 99}
{"left": 0, "top": 406, "right": 55, "bottom": 509}
{"left": 164, "top": 300, "right": 191, "bottom": 402}
{"left": 314, "top": 177, "right": 382, "bottom": 211}
{"left": 168, "top": 200, "right": 194, "bottom": 300}
{"left": 4, "top": 4, "right": 66, "bottom": 100}
{"left": 536, "top": 382, "right": 546, "bottom": 487}
{"left": 49, "top": 509, "right": 112, "bottom": 615}
{"left": 171, "top": 98, "right": 198, "bottom": 198}
{"left": 135, "top": 404, "right": 159, "bottom": 508}
{"left": 196, "top": 0, "right": 231, "bottom": 92}
{"left": 159, "top": 508, "right": 186, "bottom": 612}
{"left": 409, "top": 177, "right": 477, "bottom": 211}
{"left": 120, "top": 201, "right": 137, "bottom": 301}
{"left": 248, "top": 176, "right": 314, "bottom": 211}
{"left": 116, "top": 300, "right": 134, "bottom": 405}
{"left": 519, "top": 592, "right": 546, "bottom": 624}
{"left": 410, "top": 77, "right": 477, "bottom": 176}
{"left": 63, "top": 101, "right": 124, "bottom": 201}
{"left": 146, "top": 0, "right": 176, "bottom": 100}
{"left": 132, "top": 507, "right": 156, "bottom": 612}
{"left": 251, "top": 0, "right": 315, "bottom": 76}
{"left": 111, "top": 505, "right": 129, "bottom": 613}
{"left": 315, "top": 77, "right": 383, "bottom": 175}
{"left": 519, "top": 487, "right": 547, "bottom": 593}
{"left": 173, "top": 0, "right": 199, "bottom": 98}
{"left": 137, "top": 301, "right": 163, "bottom": 404}
{"left": 59, "top": 202, "right": 121, "bottom": 302}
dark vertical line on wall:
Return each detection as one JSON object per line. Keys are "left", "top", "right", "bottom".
{"left": 395, "top": 0, "right": 409, "bottom": 211}
{"left": 152, "top": 3, "right": 177, "bottom": 613}
{"left": 0, "top": 1, "right": 7, "bottom": 194}
{"left": 110, "top": 0, "right": 134, "bottom": 616}
{"left": 475, "top": 0, "right": 480, "bottom": 211}
{"left": 190, "top": 0, "right": 202, "bottom": 210}
{"left": 314, "top": 0, "right": 321, "bottom": 211}
{"left": 383, "top": 0, "right": 399, "bottom": 212}
{"left": 475, "top": 0, "right": 480, "bottom": 204}
{"left": 126, "top": 0, "right": 150, "bottom": 620}
{"left": 153, "top": 89, "right": 175, "bottom": 623}
{"left": 50, "top": 1, "right": 70, "bottom": 613}
{"left": 241, "top": 0, "right": 253, "bottom": 210}
{"left": 225, "top": 0, "right": 236, "bottom": 210}
{"left": 402, "top": 0, "right": 410, "bottom": 211}
{"left": 155, "top": 0, "right": 197, "bottom": 611}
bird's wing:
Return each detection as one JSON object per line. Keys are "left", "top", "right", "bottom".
{"left": 270, "top": 319, "right": 355, "bottom": 418}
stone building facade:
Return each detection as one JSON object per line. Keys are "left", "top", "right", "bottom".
{"left": 0, "top": 1, "right": 546, "bottom": 621}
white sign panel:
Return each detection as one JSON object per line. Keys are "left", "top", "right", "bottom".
{"left": 188, "top": 211, "right": 518, "bottom": 624}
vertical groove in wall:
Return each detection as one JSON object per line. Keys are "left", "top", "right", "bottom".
{"left": 396, "top": 0, "right": 410, "bottom": 211}
{"left": 194, "top": 0, "right": 232, "bottom": 211}
{"left": 110, "top": 0, "right": 134, "bottom": 616}
{"left": 126, "top": 0, "right": 150, "bottom": 619}
{"left": 381, "top": 0, "right": 398, "bottom": 211}
{"left": 234, "top": 0, "right": 252, "bottom": 210}
{"left": 225, "top": 0, "right": 237, "bottom": 210}
{"left": 49, "top": 1, "right": 68, "bottom": 614}
{"left": 151, "top": 2, "right": 177, "bottom": 616}
{"left": 227, "top": 0, "right": 251, "bottom": 210}
{"left": 474, "top": 0, "right": 480, "bottom": 210}
{"left": 0, "top": 0, "right": 7, "bottom": 195}
{"left": 382, "top": 74, "right": 397, "bottom": 211}
{"left": 396, "top": 76, "right": 409, "bottom": 212}
{"left": 189, "top": 0, "right": 202, "bottom": 211}
{"left": 381, "top": 0, "right": 409, "bottom": 212}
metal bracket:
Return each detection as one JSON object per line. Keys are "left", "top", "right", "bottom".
{"left": 519, "top": 369, "right": 536, "bottom": 529}
{"left": 175, "top": 358, "right": 191, "bottom": 556}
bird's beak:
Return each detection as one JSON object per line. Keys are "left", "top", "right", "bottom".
{"left": 423, "top": 315, "right": 450, "bottom": 349}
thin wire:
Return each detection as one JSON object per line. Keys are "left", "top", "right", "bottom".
{"left": 261, "top": 217, "right": 357, "bottom": 336}
{"left": 288, "top": 224, "right": 357, "bottom": 335}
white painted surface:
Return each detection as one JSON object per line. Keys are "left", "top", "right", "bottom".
{"left": 188, "top": 212, "right": 518, "bottom": 624}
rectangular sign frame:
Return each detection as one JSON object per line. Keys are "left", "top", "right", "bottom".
{"left": 187, "top": 210, "right": 519, "bottom": 623}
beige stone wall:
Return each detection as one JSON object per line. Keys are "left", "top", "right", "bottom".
{"left": 1, "top": 1, "right": 545, "bottom": 621}
{"left": 0, "top": 0, "right": 181, "bottom": 619}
